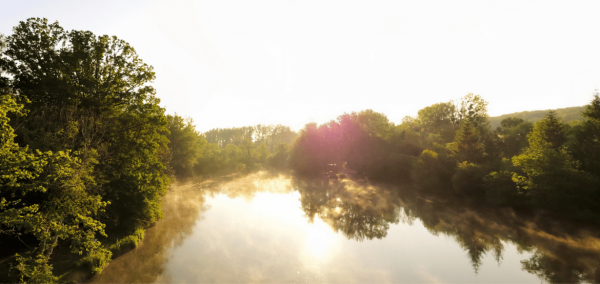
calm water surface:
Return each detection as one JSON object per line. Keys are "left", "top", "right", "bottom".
{"left": 91, "top": 172, "right": 600, "bottom": 283}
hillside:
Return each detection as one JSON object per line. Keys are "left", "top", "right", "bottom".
{"left": 489, "top": 106, "right": 585, "bottom": 129}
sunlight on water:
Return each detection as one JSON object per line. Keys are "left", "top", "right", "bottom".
{"left": 249, "top": 191, "right": 339, "bottom": 260}
{"left": 305, "top": 218, "right": 338, "bottom": 259}
{"left": 91, "top": 172, "right": 600, "bottom": 283}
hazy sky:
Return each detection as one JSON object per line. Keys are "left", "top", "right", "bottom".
{"left": 2, "top": 0, "right": 600, "bottom": 132}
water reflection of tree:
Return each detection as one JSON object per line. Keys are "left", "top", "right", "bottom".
{"left": 92, "top": 173, "right": 600, "bottom": 283}
{"left": 294, "top": 176, "right": 600, "bottom": 283}
{"left": 395, "top": 188, "right": 600, "bottom": 283}
{"left": 521, "top": 249, "right": 600, "bottom": 283}
{"left": 89, "top": 181, "right": 211, "bottom": 283}
{"left": 201, "top": 172, "right": 293, "bottom": 200}
{"left": 89, "top": 172, "right": 294, "bottom": 283}
{"left": 294, "top": 177, "right": 401, "bottom": 241}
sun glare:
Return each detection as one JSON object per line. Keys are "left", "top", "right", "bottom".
{"left": 304, "top": 218, "right": 338, "bottom": 259}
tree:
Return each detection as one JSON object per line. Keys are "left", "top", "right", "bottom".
{"left": 416, "top": 102, "right": 457, "bottom": 142}
{"left": 1, "top": 18, "right": 156, "bottom": 111}
{"left": 500, "top": 117, "right": 525, "bottom": 128}
{"left": 412, "top": 149, "right": 453, "bottom": 192}
{"left": 166, "top": 114, "right": 204, "bottom": 178}
{"left": 1, "top": 95, "right": 109, "bottom": 282}
{"left": 571, "top": 92, "right": 600, "bottom": 177}
{"left": 268, "top": 143, "right": 291, "bottom": 169}
{"left": 528, "top": 111, "right": 566, "bottom": 150}
{"left": 512, "top": 112, "right": 597, "bottom": 211}
{"left": 453, "top": 120, "right": 485, "bottom": 164}
{"left": 496, "top": 117, "right": 533, "bottom": 158}
{"left": 0, "top": 18, "right": 171, "bottom": 233}
{"left": 457, "top": 93, "right": 489, "bottom": 130}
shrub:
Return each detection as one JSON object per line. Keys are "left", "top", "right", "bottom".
{"left": 9, "top": 254, "right": 58, "bottom": 284}
{"left": 79, "top": 248, "right": 113, "bottom": 275}
{"left": 109, "top": 228, "right": 145, "bottom": 254}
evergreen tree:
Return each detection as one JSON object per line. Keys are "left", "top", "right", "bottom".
{"left": 512, "top": 112, "right": 597, "bottom": 211}
{"left": 453, "top": 120, "right": 485, "bottom": 163}
{"left": 571, "top": 92, "right": 600, "bottom": 177}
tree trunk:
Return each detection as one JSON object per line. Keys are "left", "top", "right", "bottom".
{"left": 45, "top": 235, "right": 59, "bottom": 259}
{"left": 36, "top": 238, "right": 47, "bottom": 255}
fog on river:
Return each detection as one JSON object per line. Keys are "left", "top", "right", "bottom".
{"left": 90, "top": 172, "right": 600, "bottom": 283}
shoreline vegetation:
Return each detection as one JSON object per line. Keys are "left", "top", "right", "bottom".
{"left": 1, "top": 18, "right": 600, "bottom": 283}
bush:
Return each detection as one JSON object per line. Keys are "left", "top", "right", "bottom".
{"left": 79, "top": 248, "right": 113, "bottom": 275}
{"left": 10, "top": 254, "right": 58, "bottom": 284}
{"left": 109, "top": 228, "right": 145, "bottom": 254}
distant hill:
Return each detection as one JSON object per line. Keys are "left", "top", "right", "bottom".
{"left": 489, "top": 106, "right": 585, "bottom": 129}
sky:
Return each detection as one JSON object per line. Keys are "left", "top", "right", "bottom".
{"left": 2, "top": 0, "right": 600, "bottom": 132}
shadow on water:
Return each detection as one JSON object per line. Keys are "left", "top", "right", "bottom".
{"left": 91, "top": 172, "right": 600, "bottom": 283}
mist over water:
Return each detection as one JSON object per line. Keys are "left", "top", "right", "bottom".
{"left": 90, "top": 172, "right": 600, "bottom": 283}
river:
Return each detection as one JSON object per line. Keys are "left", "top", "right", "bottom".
{"left": 90, "top": 172, "right": 600, "bottom": 283}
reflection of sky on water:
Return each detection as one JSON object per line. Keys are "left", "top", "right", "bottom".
{"left": 92, "top": 172, "right": 600, "bottom": 283}
{"left": 160, "top": 190, "right": 537, "bottom": 283}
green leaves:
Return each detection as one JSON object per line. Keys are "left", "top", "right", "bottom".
{"left": 166, "top": 114, "right": 204, "bottom": 178}
{"left": 1, "top": 18, "right": 170, "bottom": 280}
{"left": 1, "top": 18, "right": 155, "bottom": 110}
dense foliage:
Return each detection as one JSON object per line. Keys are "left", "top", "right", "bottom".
{"left": 289, "top": 92, "right": 600, "bottom": 222}
{"left": 0, "top": 18, "right": 169, "bottom": 282}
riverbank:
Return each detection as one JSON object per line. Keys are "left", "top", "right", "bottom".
{"left": 86, "top": 173, "right": 250, "bottom": 283}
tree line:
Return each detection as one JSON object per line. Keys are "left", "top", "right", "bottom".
{"left": 289, "top": 92, "right": 600, "bottom": 221}
{"left": 168, "top": 119, "right": 297, "bottom": 178}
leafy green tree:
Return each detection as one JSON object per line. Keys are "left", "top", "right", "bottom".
{"left": 571, "top": 92, "right": 600, "bottom": 177}
{"left": 1, "top": 18, "right": 171, "bottom": 233}
{"left": 102, "top": 105, "right": 170, "bottom": 229}
{"left": 195, "top": 142, "right": 225, "bottom": 175}
{"left": 204, "top": 126, "right": 254, "bottom": 148}
{"left": 512, "top": 112, "right": 597, "bottom": 211}
{"left": 457, "top": 93, "right": 489, "bottom": 130}
{"left": 166, "top": 114, "right": 205, "bottom": 178}
{"left": 254, "top": 142, "right": 270, "bottom": 167}
{"left": 268, "top": 143, "right": 291, "bottom": 169}
{"left": 1, "top": 18, "right": 155, "bottom": 111}
{"left": 266, "top": 125, "right": 297, "bottom": 152}
{"left": 416, "top": 102, "right": 457, "bottom": 142}
{"left": 496, "top": 117, "right": 533, "bottom": 158}
{"left": 1, "top": 95, "right": 108, "bottom": 282}
{"left": 224, "top": 143, "right": 243, "bottom": 171}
